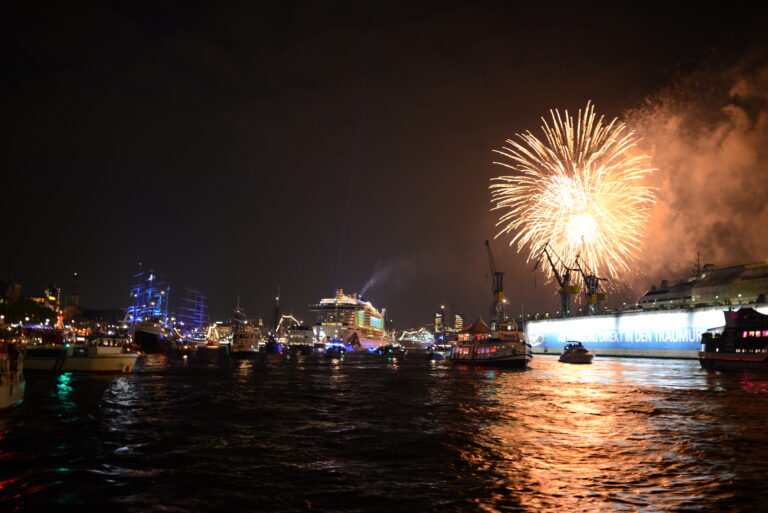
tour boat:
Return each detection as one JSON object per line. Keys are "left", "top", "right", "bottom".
{"left": 287, "top": 325, "right": 315, "bottom": 354}
{"left": 24, "top": 336, "right": 139, "bottom": 373}
{"left": 559, "top": 341, "right": 594, "bottom": 364}
{"left": 700, "top": 307, "right": 768, "bottom": 371}
{"left": 450, "top": 317, "right": 532, "bottom": 368}
{"left": 0, "top": 342, "right": 25, "bottom": 411}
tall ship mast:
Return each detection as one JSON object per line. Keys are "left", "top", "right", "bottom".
{"left": 309, "top": 289, "right": 386, "bottom": 350}
{"left": 125, "top": 264, "right": 170, "bottom": 327}
{"left": 125, "top": 264, "right": 172, "bottom": 354}
{"left": 175, "top": 288, "right": 208, "bottom": 337}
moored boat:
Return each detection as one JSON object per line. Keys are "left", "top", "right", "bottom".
{"left": 287, "top": 325, "right": 315, "bottom": 355}
{"left": 229, "top": 326, "right": 262, "bottom": 359}
{"left": 558, "top": 341, "right": 594, "bottom": 364}
{"left": 324, "top": 340, "right": 347, "bottom": 358}
{"left": 262, "top": 335, "right": 283, "bottom": 354}
{"left": 133, "top": 319, "right": 173, "bottom": 354}
{"left": 24, "top": 336, "right": 139, "bottom": 373}
{"left": 0, "top": 342, "right": 25, "bottom": 411}
{"left": 174, "top": 341, "right": 198, "bottom": 357}
{"left": 699, "top": 307, "right": 768, "bottom": 371}
{"left": 427, "top": 347, "right": 447, "bottom": 361}
{"left": 374, "top": 343, "right": 408, "bottom": 357}
{"left": 450, "top": 317, "right": 532, "bottom": 368}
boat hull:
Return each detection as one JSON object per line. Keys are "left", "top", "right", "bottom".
{"left": 229, "top": 350, "right": 261, "bottom": 359}
{"left": 0, "top": 379, "right": 25, "bottom": 411}
{"left": 699, "top": 352, "right": 768, "bottom": 371}
{"left": 288, "top": 345, "right": 313, "bottom": 355}
{"left": 134, "top": 330, "right": 172, "bottom": 354}
{"left": 25, "top": 354, "right": 139, "bottom": 373}
{"left": 325, "top": 348, "right": 346, "bottom": 358}
{"left": 559, "top": 352, "right": 594, "bottom": 364}
{"left": 452, "top": 354, "right": 531, "bottom": 368}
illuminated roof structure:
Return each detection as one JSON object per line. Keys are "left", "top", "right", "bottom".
{"left": 638, "top": 261, "right": 768, "bottom": 309}
{"left": 458, "top": 317, "right": 491, "bottom": 335}
{"left": 398, "top": 327, "right": 435, "bottom": 344}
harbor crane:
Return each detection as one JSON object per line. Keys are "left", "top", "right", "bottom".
{"left": 485, "top": 239, "right": 507, "bottom": 327}
{"left": 533, "top": 242, "right": 580, "bottom": 318}
{"left": 574, "top": 255, "right": 607, "bottom": 315}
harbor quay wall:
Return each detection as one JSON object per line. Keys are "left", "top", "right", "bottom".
{"left": 525, "top": 304, "right": 768, "bottom": 359}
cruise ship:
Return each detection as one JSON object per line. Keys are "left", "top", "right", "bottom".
{"left": 525, "top": 261, "right": 768, "bottom": 359}
{"left": 309, "top": 289, "right": 387, "bottom": 350}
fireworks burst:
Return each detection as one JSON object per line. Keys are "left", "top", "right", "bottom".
{"left": 490, "top": 102, "right": 656, "bottom": 281}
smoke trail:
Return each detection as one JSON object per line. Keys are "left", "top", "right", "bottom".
{"left": 360, "top": 257, "right": 417, "bottom": 298}
{"left": 626, "top": 58, "right": 768, "bottom": 289}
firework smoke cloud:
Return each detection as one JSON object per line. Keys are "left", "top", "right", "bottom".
{"left": 628, "top": 59, "right": 768, "bottom": 288}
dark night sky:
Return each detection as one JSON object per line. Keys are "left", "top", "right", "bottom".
{"left": 2, "top": 2, "right": 765, "bottom": 325}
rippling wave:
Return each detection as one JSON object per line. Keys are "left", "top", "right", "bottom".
{"left": 2, "top": 352, "right": 767, "bottom": 512}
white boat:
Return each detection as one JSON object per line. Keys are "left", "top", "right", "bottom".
{"left": 0, "top": 343, "right": 24, "bottom": 411}
{"left": 25, "top": 337, "right": 139, "bottom": 373}
{"left": 450, "top": 318, "right": 532, "bottom": 368}
{"left": 186, "top": 332, "right": 208, "bottom": 346}
{"left": 230, "top": 326, "right": 263, "bottom": 359}
{"left": 287, "top": 325, "right": 315, "bottom": 354}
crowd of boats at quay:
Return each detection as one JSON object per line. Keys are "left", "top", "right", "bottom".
{"left": 3, "top": 288, "right": 768, "bottom": 412}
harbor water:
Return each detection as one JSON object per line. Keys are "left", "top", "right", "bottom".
{"left": 2, "top": 352, "right": 767, "bottom": 512}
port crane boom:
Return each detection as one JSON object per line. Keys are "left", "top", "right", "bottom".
{"left": 533, "top": 242, "right": 579, "bottom": 318}
{"left": 574, "top": 255, "right": 607, "bottom": 315}
{"left": 485, "top": 240, "right": 507, "bottom": 327}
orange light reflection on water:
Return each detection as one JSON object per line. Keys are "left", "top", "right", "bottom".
{"left": 456, "top": 358, "right": 725, "bottom": 512}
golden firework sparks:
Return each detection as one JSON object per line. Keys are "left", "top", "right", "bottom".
{"left": 490, "top": 102, "right": 656, "bottom": 281}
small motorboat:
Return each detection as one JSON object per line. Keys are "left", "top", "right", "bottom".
{"left": 427, "top": 343, "right": 451, "bottom": 361}
{"left": 427, "top": 349, "right": 446, "bottom": 361}
{"left": 262, "top": 336, "right": 283, "bottom": 354}
{"left": 174, "top": 342, "right": 198, "bottom": 358}
{"left": 373, "top": 343, "right": 407, "bottom": 357}
{"left": 324, "top": 340, "right": 347, "bottom": 358}
{"left": 287, "top": 344, "right": 313, "bottom": 356}
{"left": 559, "top": 341, "right": 594, "bottom": 364}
